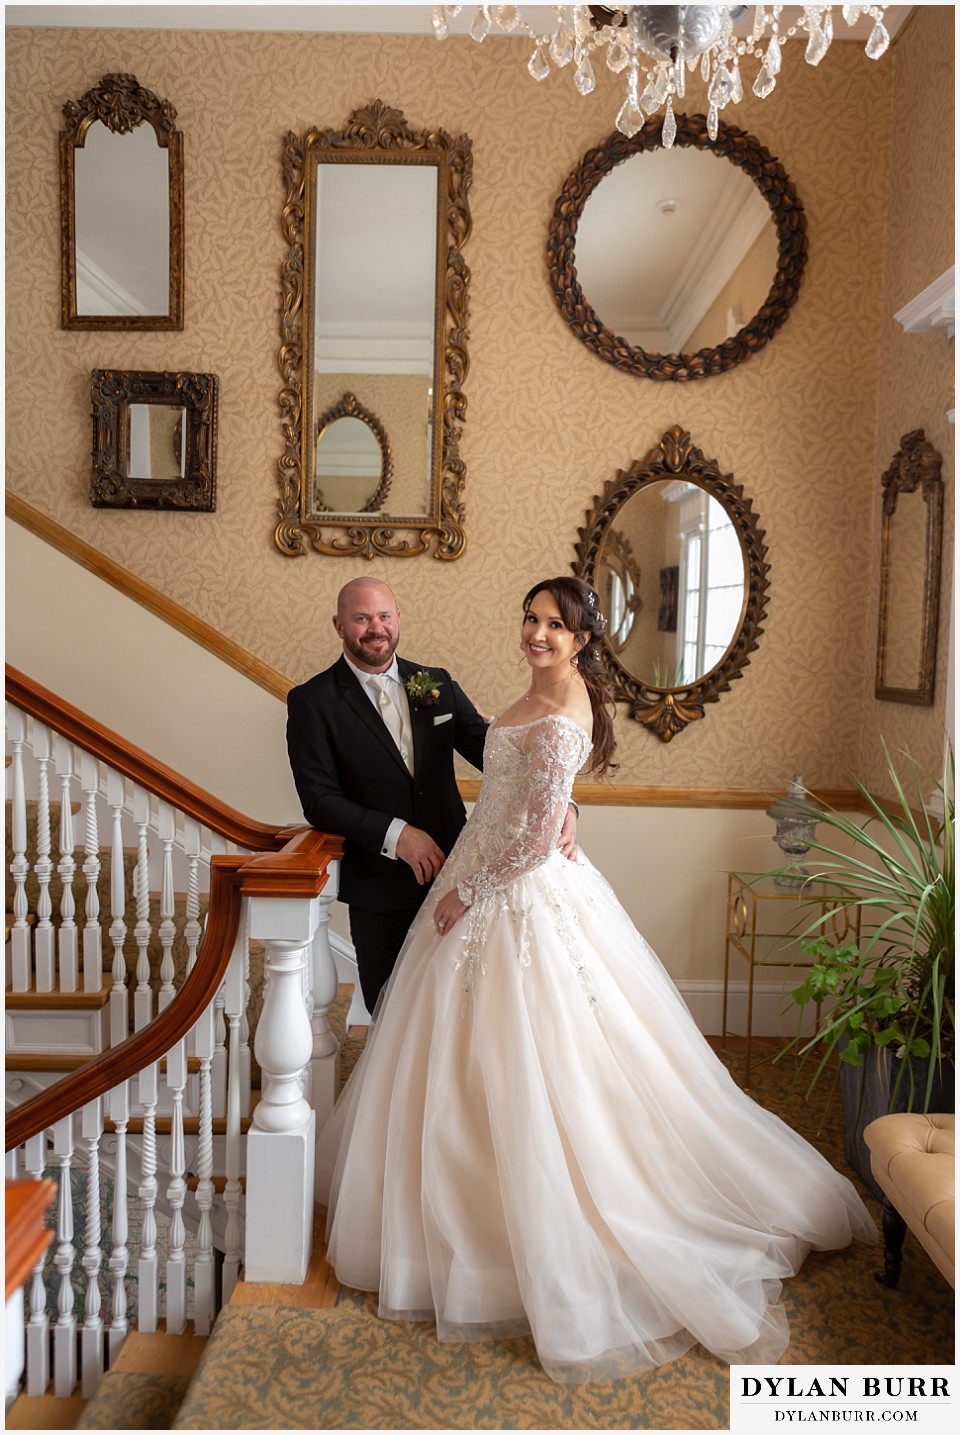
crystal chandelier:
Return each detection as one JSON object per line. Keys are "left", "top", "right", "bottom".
{"left": 431, "top": 5, "right": 890, "bottom": 145}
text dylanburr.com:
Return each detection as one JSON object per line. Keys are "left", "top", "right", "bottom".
{"left": 730, "top": 1367, "right": 954, "bottom": 1434}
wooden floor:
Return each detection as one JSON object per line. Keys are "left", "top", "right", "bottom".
{"left": 230, "top": 1206, "right": 341, "bottom": 1310}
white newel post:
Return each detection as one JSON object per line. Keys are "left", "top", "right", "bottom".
{"left": 243, "top": 893, "right": 319, "bottom": 1283}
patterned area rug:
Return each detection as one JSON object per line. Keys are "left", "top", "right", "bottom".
{"left": 167, "top": 1010, "right": 954, "bottom": 1433}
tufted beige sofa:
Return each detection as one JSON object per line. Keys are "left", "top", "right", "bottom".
{"left": 863, "top": 1113, "right": 955, "bottom": 1289}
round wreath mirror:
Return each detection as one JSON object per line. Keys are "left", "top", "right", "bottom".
{"left": 573, "top": 426, "right": 770, "bottom": 741}
{"left": 548, "top": 113, "right": 806, "bottom": 382}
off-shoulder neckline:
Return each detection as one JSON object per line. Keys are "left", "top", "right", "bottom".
{"left": 491, "top": 712, "right": 593, "bottom": 746}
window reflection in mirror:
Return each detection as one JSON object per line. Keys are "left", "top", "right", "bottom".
{"left": 881, "top": 489, "right": 929, "bottom": 691}
{"left": 602, "top": 481, "right": 746, "bottom": 689}
{"left": 75, "top": 121, "right": 170, "bottom": 318}
{"left": 575, "top": 147, "right": 779, "bottom": 355}
{"left": 124, "top": 403, "right": 186, "bottom": 481}
{"left": 313, "top": 163, "right": 437, "bottom": 517}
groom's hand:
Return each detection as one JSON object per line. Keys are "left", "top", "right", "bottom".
{"left": 397, "top": 825, "right": 446, "bottom": 884}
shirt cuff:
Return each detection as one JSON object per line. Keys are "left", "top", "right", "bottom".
{"left": 381, "top": 817, "right": 407, "bottom": 860}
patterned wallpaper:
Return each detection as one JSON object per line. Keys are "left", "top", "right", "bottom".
{"left": 857, "top": 4, "right": 955, "bottom": 794}
{"left": 4, "top": 21, "right": 950, "bottom": 790}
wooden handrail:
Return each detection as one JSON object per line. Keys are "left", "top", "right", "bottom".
{"left": 6, "top": 664, "right": 288, "bottom": 852}
{"left": 4, "top": 828, "right": 343, "bottom": 1152}
{"left": 5, "top": 1179, "right": 56, "bottom": 1299}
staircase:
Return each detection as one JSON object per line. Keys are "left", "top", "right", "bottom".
{"left": 5, "top": 666, "right": 343, "bottom": 1412}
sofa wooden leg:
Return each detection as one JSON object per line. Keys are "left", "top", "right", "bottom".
{"left": 875, "top": 1194, "right": 907, "bottom": 1289}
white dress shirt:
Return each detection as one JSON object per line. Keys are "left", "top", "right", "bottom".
{"left": 342, "top": 652, "right": 411, "bottom": 860}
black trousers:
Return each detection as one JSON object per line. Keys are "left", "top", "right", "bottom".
{"left": 348, "top": 895, "right": 428, "bottom": 1015}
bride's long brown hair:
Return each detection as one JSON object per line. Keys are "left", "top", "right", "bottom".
{"left": 522, "top": 577, "right": 618, "bottom": 779}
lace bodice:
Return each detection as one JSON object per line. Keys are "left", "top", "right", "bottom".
{"left": 456, "top": 714, "right": 591, "bottom": 905}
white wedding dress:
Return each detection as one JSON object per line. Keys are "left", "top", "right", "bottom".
{"left": 316, "top": 715, "right": 875, "bottom": 1382}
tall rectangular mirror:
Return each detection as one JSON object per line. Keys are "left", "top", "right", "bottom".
{"left": 875, "top": 430, "right": 943, "bottom": 706}
{"left": 275, "top": 102, "right": 472, "bottom": 561}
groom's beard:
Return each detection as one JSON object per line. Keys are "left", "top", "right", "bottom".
{"left": 344, "top": 631, "right": 399, "bottom": 670}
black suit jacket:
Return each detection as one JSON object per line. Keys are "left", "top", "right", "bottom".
{"left": 286, "top": 655, "right": 488, "bottom": 913}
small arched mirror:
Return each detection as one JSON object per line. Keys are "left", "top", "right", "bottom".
{"left": 548, "top": 114, "right": 806, "bottom": 381}
{"left": 60, "top": 73, "right": 184, "bottom": 330}
{"left": 313, "top": 393, "right": 393, "bottom": 515}
{"left": 574, "top": 426, "right": 770, "bottom": 741}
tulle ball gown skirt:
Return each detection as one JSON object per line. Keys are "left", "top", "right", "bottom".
{"left": 316, "top": 850, "right": 875, "bottom": 1383}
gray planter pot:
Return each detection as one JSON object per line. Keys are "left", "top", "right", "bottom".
{"left": 840, "top": 1043, "right": 955, "bottom": 1199}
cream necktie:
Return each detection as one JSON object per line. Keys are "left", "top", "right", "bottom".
{"left": 371, "top": 674, "right": 413, "bottom": 773}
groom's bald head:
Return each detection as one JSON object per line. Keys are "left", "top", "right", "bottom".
{"left": 333, "top": 577, "right": 401, "bottom": 673}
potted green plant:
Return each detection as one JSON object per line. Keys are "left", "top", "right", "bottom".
{"left": 774, "top": 743, "right": 954, "bottom": 1192}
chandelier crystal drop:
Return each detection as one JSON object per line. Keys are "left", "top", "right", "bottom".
{"left": 432, "top": 5, "right": 890, "bottom": 146}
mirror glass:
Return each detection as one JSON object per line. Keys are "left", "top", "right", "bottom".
{"left": 315, "top": 415, "right": 384, "bottom": 512}
{"left": 75, "top": 121, "right": 170, "bottom": 317}
{"left": 576, "top": 147, "right": 779, "bottom": 355}
{"left": 312, "top": 162, "right": 437, "bottom": 518}
{"left": 882, "top": 491, "right": 928, "bottom": 690}
{"left": 125, "top": 403, "right": 186, "bottom": 481}
{"left": 599, "top": 480, "right": 746, "bottom": 687}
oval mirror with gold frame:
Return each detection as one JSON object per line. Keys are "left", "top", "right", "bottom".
{"left": 313, "top": 391, "right": 393, "bottom": 514}
{"left": 547, "top": 114, "right": 806, "bottom": 382}
{"left": 276, "top": 101, "right": 472, "bottom": 560}
{"left": 60, "top": 73, "right": 184, "bottom": 330}
{"left": 574, "top": 426, "right": 770, "bottom": 741}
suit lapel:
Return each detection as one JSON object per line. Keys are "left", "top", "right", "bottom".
{"left": 335, "top": 657, "right": 410, "bottom": 776}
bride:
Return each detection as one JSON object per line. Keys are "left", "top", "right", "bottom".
{"left": 316, "top": 576, "right": 875, "bottom": 1383}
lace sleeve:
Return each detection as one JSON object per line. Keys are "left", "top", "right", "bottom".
{"left": 457, "top": 718, "right": 588, "bottom": 905}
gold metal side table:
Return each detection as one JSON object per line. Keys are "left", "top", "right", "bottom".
{"left": 722, "top": 872, "right": 860, "bottom": 1085}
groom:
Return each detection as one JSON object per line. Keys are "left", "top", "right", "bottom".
{"left": 287, "top": 576, "right": 493, "bottom": 1013}
{"left": 288, "top": 577, "right": 578, "bottom": 1013}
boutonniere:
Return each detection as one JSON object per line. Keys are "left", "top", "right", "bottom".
{"left": 403, "top": 670, "right": 443, "bottom": 711}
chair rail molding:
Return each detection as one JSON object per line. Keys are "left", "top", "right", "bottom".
{"left": 894, "top": 265, "right": 955, "bottom": 341}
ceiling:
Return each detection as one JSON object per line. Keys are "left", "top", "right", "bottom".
{"left": 6, "top": 4, "right": 914, "bottom": 40}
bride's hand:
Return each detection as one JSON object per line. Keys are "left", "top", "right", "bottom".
{"left": 434, "top": 889, "right": 467, "bottom": 937}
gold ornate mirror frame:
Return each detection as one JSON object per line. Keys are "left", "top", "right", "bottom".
{"left": 275, "top": 101, "right": 472, "bottom": 560}
{"left": 313, "top": 391, "right": 393, "bottom": 514}
{"left": 573, "top": 425, "right": 770, "bottom": 741}
{"left": 90, "top": 369, "right": 219, "bottom": 510}
{"left": 875, "top": 429, "right": 943, "bottom": 706}
{"left": 60, "top": 73, "right": 184, "bottom": 331}
{"left": 547, "top": 113, "right": 806, "bottom": 382}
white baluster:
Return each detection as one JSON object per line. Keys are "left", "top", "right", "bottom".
{"left": 80, "top": 1099, "right": 104, "bottom": 1396}
{"left": 132, "top": 786, "right": 153, "bottom": 1030}
{"left": 183, "top": 819, "right": 203, "bottom": 979}
{"left": 33, "top": 723, "right": 55, "bottom": 993}
{"left": 157, "top": 802, "right": 176, "bottom": 1010}
{"left": 221, "top": 912, "right": 248, "bottom": 1301}
{"left": 192, "top": 1004, "right": 216, "bottom": 1335}
{"left": 52, "top": 1115, "right": 77, "bottom": 1396}
{"left": 24, "top": 1132, "right": 50, "bottom": 1396}
{"left": 245, "top": 894, "right": 318, "bottom": 1284}
{"left": 6, "top": 705, "right": 32, "bottom": 992}
{"left": 106, "top": 769, "right": 129, "bottom": 1043}
{"left": 164, "top": 1037, "right": 188, "bottom": 1334}
{"left": 239, "top": 931, "right": 252, "bottom": 1119}
{"left": 309, "top": 888, "right": 341, "bottom": 1148}
{"left": 137, "top": 1061, "right": 160, "bottom": 1333}
{"left": 212, "top": 987, "right": 227, "bottom": 1118}
{"left": 80, "top": 752, "right": 103, "bottom": 995}
{"left": 55, "top": 737, "right": 78, "bottom": 993}
{"left": 106, "top": 1081, "right": 130, "bottom": 1362}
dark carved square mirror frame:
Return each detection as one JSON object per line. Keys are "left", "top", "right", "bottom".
{"left": 60, "top": 72, "right": 184, "bottom": 331}
{"left": 90, "top": 369, "right": 219, "bottom": 510}
{"left": 875, "top": 429, "right": 943, "bottom": 706}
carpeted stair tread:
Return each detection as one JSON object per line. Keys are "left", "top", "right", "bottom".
{"left": 76, "top": 1370, "right": 193, "bottom": 1430}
